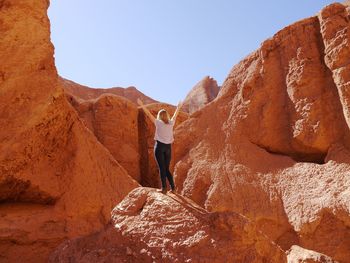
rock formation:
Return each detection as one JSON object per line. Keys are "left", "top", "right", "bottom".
{"left": 173, "top": 3, "right": 350, "bottom": 262}
{"left": 181, "top": 76, "right": 220, "bottom": 114}
{"left": 49, "top": 187, "right": 286, "bottom": 263}
{"left": 0, "top": 1, "right": 138, "bottom": 262}
{"left": 287, "top": 245, "right": 338, "bottom": 263}
{"left": 62, "top": 79, "right": 186, "bottom": 183}
{"left": 1, "top": 0, "right": 350, "bottom": 262}
{"left": 64, "top": 95, "right": 189, "bottom": 184}
{"left": 61, "top": 77, "right": 157, "bottom": 105}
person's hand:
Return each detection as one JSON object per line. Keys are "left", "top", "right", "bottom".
{"left": 137, "top": 98, "right": 144, "bottom": 106}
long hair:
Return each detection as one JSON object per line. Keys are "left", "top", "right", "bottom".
{"left": 157, "top": 109, "right": 170, "bottom": 124}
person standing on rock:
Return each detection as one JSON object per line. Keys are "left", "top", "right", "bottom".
{"left": 137, "top": 98, "right": 183, "bottom": 194}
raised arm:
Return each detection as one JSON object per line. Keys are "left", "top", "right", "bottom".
{"left": 171, "top": 100, "right": 183, "bottom": 123}
{"left": 137, "top": 98, "right": 156, "bottom": 123}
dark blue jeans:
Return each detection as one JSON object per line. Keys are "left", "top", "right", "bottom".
{"left": 154, "top": 140, "right": 175, "bottom": 190}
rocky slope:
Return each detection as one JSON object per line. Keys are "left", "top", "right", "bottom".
{"left": 173, "top": 3, "right": 350, "bottom": 262}
{"left": 182, "top": 76, "right": 220, "bottom": 114}
{"left": 0, "top": 0, "right": 138, "bottom": 262}
{"left": 61, "top": 77, "right": 157, "bottom": 105}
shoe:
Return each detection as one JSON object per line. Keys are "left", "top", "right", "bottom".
{"left": 169, "top": 187, "right": 176, "bottom": 193}
{"left": 156, "top": 188, "right": 167, "bottom": 194}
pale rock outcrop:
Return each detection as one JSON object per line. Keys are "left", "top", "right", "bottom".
{"left": 182, "top": 76, "right": 220, "bottom": 114}
{"left": 287, "top": 245, "right": 338, "bottom": 263}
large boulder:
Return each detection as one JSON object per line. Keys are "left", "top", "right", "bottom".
{"left": 49, "top": 187, "right": 287, "bottom": 263}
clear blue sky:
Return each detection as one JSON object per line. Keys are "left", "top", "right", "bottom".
{"left": 48, "top": 0, "right": 336, "bottom": 104}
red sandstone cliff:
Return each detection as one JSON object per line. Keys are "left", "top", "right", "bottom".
{"left": 173, "top": 3, "right": 350, "bottom": 262}
{"left": 0, "top": 1, "right": 138, "bottom": 262}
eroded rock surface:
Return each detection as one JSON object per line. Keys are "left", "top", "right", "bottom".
{"left": 173, "top": 3, "right": 350, "bottom": 263}
{"left": 49, "top": 187, "right": 286, "bottom": 263}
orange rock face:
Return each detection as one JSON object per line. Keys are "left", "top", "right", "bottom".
{"left": 0, "top": 1, "right": 138, "bottom": 262}
{"left": 61, "top": 77, "right": 157, "bottom": 105}
{"left": 49, "top": 187, "right": 286, "bottom": 263}
{"left": 62, "top": 79, "right": 188, "bottom": 183}
{"left": 319, "top": 3, "right": 350, "bottom": 133}
{"left": 65, "top": 93, "right": 141, "bottom": 181}
{"left": 64, "top": 96, "right": 189, "bottom": 184}
{"left": 173, "top": 3, "right": 350, "bottom": 263}
{"left": 182, "top": 76, "right": 220, "bottom": 114}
